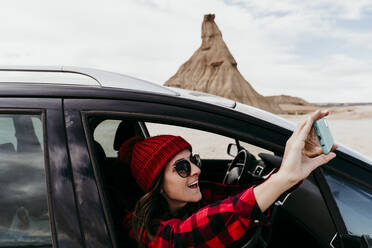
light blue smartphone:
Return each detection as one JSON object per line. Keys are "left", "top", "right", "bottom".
{"left": 313, "top": 117, "right": 334, "bottom": 155}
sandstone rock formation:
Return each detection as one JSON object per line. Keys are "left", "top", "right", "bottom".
{"left": 164, "top": 14, "right": 282, "bottom": 113}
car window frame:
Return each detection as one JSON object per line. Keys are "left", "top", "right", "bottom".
{"left": 63, "top": 105, "right": 115, "bottom": 248}
{"left": 77, "top": 99, "right": 290, "bottom": 248}
{"left": 72, "top": 96, "right": 336, "bottom": 248}
{"left": 76, "top": 95, "right": 372, "bottom": 248}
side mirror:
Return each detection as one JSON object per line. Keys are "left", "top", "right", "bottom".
{"left": 227, "top": 143, "right": 238, "bottom": 157}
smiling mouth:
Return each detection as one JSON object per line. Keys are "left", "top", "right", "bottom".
{"left": 188, "top": 181, "right": 198, "bottom": 189}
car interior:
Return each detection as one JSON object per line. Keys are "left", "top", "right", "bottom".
{"left": 87, "top": 117, "right": 335, "bottom": 248}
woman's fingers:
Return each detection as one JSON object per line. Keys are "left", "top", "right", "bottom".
{"left": 292, "top": 120, "right": 306, "bottom": 137}
{"left": 303, "top": 145, "right": 323, "bottom": 158}
{"left": 287, "top": 110, "right": 336, "bottom": 160}
{"left": 330, "top": 144, "right": 338, "bottom": 152}
{"left": 299, "top": 111, "right": 320, "bottom": 141}
{"left": 304, "top": 127, "right": 321, "bottom": 157}
{"left": 309, "top": 152, "right": 336, "bottom": 171}
{"left": 298, "top": 110, "right": 329, "bottom": 142}
{"left": 279, "top": 109, "right": 338, "bottom": 186}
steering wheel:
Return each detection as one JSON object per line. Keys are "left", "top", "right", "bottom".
{"left": 222, "top": 149, "right": 250, "bottom": 185}
{"left": 223, "top": 151, "right": 289, "bottom": 248}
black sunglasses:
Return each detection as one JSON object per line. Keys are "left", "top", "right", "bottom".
{"left": 173, "top": 154, "right": 201, "bottom": 178}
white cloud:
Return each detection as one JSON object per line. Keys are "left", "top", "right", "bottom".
{"left": 0, "top": 0, "right": 371, "bottom": 102}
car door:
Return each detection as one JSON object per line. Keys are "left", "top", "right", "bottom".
{"left": 63, "top": 95, "right": 290, "bottom": 248}
{"left": 0, "top": 98, "right": 84, "bottom": 248}
{"left": 64, "top": 94, "right": 350, "bottom": 248}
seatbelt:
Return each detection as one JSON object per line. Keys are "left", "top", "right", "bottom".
{"left": 243, "top": 200, "right": 281, "bottom": 248}
{"left": 241, "top": 225, "right": 263, "bottom": 248}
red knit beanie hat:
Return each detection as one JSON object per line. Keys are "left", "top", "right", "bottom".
{"left": 118, "top": 136, "right": 145, "bottom": 165}
{"left": 118, "top": 135, "right": 191, "bottom": 193}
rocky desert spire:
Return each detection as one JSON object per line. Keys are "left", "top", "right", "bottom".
{"left": 164, "top": 14, "right": 282, "bottom": 113}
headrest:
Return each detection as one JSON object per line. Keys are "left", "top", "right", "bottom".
{"left": 113, "top": 121, "right": 142, "bottom": 151}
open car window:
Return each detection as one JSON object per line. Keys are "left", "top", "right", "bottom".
{"left": 87, "top": 116, "right": 335, "bottom": 248}
{"left": 146, "top": 122, "right": 234, "bottom": 159}
{"left": 146, "top": 122, "right": 272, "bottom": 159}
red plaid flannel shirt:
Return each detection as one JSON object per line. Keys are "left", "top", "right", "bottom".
{"left": 133, "top": 181, "right": 270, "bottom": 247}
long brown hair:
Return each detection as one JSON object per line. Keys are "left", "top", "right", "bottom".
{"left": 130, "top": 169, "right": 202, "bottom": 246}
{"left": 131, "top": 174, "right": 169, "bottom": 244}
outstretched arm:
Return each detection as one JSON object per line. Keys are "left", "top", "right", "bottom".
{"left": 253, "top": 110, "right": 337, "bottom": 212}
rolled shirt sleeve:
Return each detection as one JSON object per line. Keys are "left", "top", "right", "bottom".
{"left": 146, "top": 186, "right": 270, "bottom": 248}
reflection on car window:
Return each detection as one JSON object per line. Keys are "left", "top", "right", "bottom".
{"left": 94, "top": 119, "right": 121, "bottom": 157}
{"left": 324, "top": 170, "right": 372, "bottom": 236}
{"left": 0, "top": 114, "right": 52, "bottom": 247}
{"left": 0, "top": 117, "right": 17, "bottom": 148}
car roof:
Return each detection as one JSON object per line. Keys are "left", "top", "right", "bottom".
{"left": 0, "top": 66, "right": 178, "bottom": 96}
{"left": 0, "top": 66, "right": 371, "bottom": 166}
{"left": 0, "top": 66, "right": 295, "bottom": 128}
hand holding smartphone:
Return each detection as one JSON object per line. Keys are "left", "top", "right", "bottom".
{"left": 313, "top": 117, "right": 335, "bottom": 155}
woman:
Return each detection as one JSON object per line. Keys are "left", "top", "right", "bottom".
{"left": 119, "top": 110, "right": 337, "bottom": 247}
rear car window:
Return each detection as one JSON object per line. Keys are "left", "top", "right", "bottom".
{"left": 0, "top": 114, "right": 52, "bottom": 247}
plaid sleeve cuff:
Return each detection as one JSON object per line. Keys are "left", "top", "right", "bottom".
{"left": 235, "top": 186, "right": 271, "bottom": 226}
{"left": 141, "top": 186, "right": 273, "bottom": 247}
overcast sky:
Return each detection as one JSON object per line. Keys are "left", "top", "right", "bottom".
{"left": 1, "top": 0, "right": 372, "bottom": 103}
